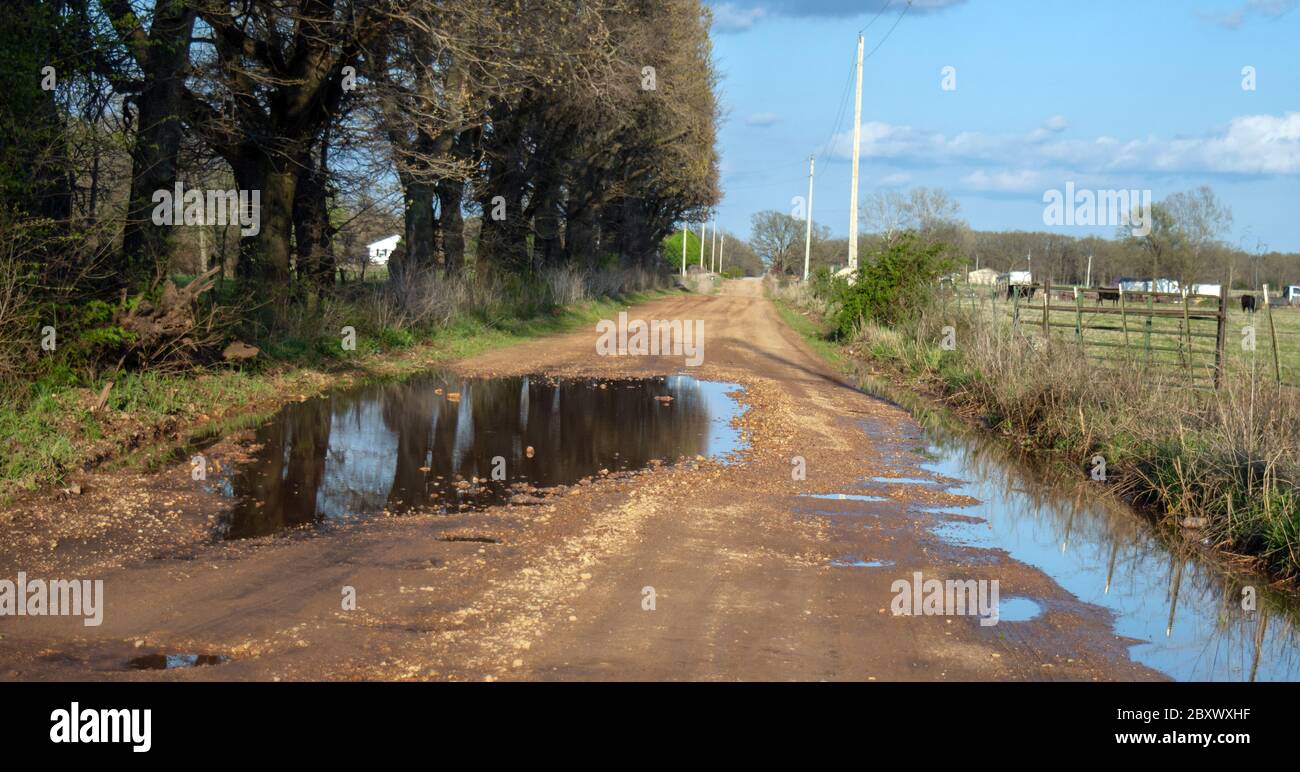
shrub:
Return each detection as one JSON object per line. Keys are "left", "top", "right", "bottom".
{"left": 831, "top": 233, "right": 955, "bottom": 338}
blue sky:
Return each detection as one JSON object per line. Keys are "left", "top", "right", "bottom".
{"left": 707, "top": 0, "right": 1300, "bottom": 251}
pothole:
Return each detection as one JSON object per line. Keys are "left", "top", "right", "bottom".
{"left": 127, "top": 653, "right": 229, "bottom": 670}
{"left": 800, "top": 493, "right": 888, "bottom": 502}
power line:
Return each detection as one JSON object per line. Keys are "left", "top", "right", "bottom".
{"left": 858, "top": 0, "right": 896, "bottom": 35}
{"left": 864, "top": 0, "right": 913, "bottom": 61}
{"left": 817, "top": 50, "right": 857, "bottom": 158}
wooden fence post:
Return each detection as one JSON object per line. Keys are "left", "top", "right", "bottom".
{"left": 1119, "top": 286, "right": 1131, "bottom": 358}
{"left": 1041, "top": 279, "right": 1049, "bottom": 340}
{"left": 1264, "top": 283, "right": 1282, "bottom": 385}
{"left": 1214, "top": 284, "right": 1228, "bottom": 390}
{"left": 1074, "top": 286, "right": 1083, "bottom": 346}
{"left": 1144, "top": 292, "right": 1153, "bottom": 365}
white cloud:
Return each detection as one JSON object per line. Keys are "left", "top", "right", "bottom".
{"left": 712, "top": 2, "right": 768, "bottom": 33}
{"left": 829, "top": 112, "right": 1300, "bottom": 177}
{"left": 1203, "top": 0, "right": 1297, "bottom": 28}
{"left": 746, "top": 112, "right": 780, "bottom": 127}
{"left": 709, "top": 0, "right": 964, "bottom": 32}
{"left": 962, "top": 170, "right": 1045, "bottom": 193}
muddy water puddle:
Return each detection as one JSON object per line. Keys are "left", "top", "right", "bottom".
{"left": 128, "top": 653, "right": 229, "bottom": 670}
{"left": 911, "top": 431, "right": 1300, "bottom": 681}
{"left": 208, "top": 373, "right": 745, "bottom": 540}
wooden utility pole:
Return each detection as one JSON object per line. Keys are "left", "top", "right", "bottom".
{"left": 710, "top": 214, "right": 718, "bottom": 273}
{"left": 1085, "top": 254, "right": 1093, "bottom": 288}
{"left": 699, "top": 221, "right": 706, "bottom": 269}
{"left": 847, "top": 34, "right": 864, "bottom": 272}
{"left": 680, "top": 224, "right": 687, "bottom": 277}
{"left": 803, "top": 155, "right": 815, "bottom": 281}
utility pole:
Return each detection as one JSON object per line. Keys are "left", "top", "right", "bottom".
{"left": 681, "top": 224, "right": 687, "bottom": 278}
{"left": 847, "top": 33, "right": 865, "bottom": 272}
{"left": 719, "top": 231, "right": 726, "bottom": 276}
{"left": 710, "top": 214, "right": 718, "bottom": 273}
{"left": 803, "top": 154, "right": 815, "bottom": 281}
{"left": 1085, "top": 254, "right": 1093, "bottom": 288}
{"left": 699, "top": 221, "right": 706, "bottom": 269}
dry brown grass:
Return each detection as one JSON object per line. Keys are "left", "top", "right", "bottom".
{"left": 775, "top": 277, "right": 1300, "bottom": 583}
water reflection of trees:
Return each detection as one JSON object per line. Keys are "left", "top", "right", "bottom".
{"left": 218, "top": 374, "right": 729, "bottom": 540}
{"left": 925, "top": 431, "right": 1300, "bottom": 681}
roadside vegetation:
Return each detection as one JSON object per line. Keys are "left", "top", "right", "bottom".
{"left": 0, "top": 1, "right": 727, "bottom": 499}
{"left": 0, "top": 266, "right": 676, "bottom": 501}
{"left": 769, "top": 237, "right": 1300, "bottom": 587}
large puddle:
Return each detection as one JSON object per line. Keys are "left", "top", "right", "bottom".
{"left": 862, "top": 393, "right": 1300, "bottom": 682}
{"left": 209, "top": 374, "right": 745, "bottom": 539}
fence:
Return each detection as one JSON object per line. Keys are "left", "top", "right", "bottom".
{"left": 943, "top": 281, "right": 1300, "bottom": 391}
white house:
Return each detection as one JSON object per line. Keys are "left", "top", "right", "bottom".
{"left": 366, "top": 235, "right": 401, "bottom": 265}
{"left": 1189, "top": 284, "right": 1221, "bottom": 297}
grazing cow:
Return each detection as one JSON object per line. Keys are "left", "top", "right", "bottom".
{"left": 1007, "top": 285, "right": 1036, "bottom": 302}
{"left": 1241, "top": 294, "right": 1257, "bottom": 313}
{"left": 1096, "top": 288, "right": 1120, "bottom": 306}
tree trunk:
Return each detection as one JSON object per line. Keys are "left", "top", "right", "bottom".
{"left": 400, "top": 181, "right": 437, "bottom": 277}
{"left": 233, "top": 147, "right": 296, "bottom": 288}
{"left": 438, "top": 177, "right": 466, "bottom": 275}
{"left": 119, "top": 2, "right": 197, "bottom": 286}
{"left": 293, "top": 159, "right": 333, "bottom": 297}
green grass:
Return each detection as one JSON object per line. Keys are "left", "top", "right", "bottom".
{"left": 771, "top": 297, "right": 851, "bottom": 374}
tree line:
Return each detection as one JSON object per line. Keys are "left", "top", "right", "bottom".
{"left": 1, "top": 0, "right": 720, "bottom": 382}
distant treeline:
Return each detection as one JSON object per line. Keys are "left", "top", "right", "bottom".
{"left": 748, "top": 187, "right": 1298, "bottom": 292}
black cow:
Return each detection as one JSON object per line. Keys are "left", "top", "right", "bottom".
{"left": 1241, "top": 294, "right": 1257, "bottom": 313}
{"left": 1007, "top": 285, "right": 1036, "bottom": 302}
{"left": 1096, "top": 288, "right": 1120, "bottom": 306}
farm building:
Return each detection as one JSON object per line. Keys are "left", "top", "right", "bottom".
{"left": 366, "top": 235, "right": 401, "bottom": 265}
{"left": 967, "top": 268, "right": 1000, "bottom": 285}
{"left": 1117, "top": 277, "right": 1180, "bottom": 293}
{"left": 997, "top": 270, "right": 1033, "bottom": 286}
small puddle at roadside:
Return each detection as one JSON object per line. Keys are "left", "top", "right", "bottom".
{"left": 127, "top": 653, "right": 229, "bottom": 670}
{"left": 869, "top": 476, "right": 935, "bottom": 486}
{"left": 801, "top": 493, "right": 888, "bottom": 502}
{"left": 996, "top": 597, "right": 1043, "bottom": 623}
{"left": 208, "top": 373, "right": 746, "bottom": 539}
{"left": 831, "top": 558, "right": 894, "bottom": 568}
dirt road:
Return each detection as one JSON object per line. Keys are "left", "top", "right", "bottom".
{"left": 0, "top": 278, "right": 1158, "bottom": 681}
